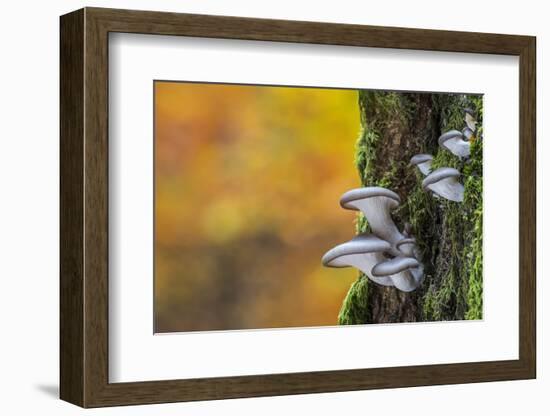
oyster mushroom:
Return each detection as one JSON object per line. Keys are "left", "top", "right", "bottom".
{"left": 462, "top": 127, "right": 475, "bottom": 141}
{"left": 422, "top": 167, "right": 464, "bottom": 202}
{"left": 410, "top": 154, "right": 433, "bottom": 175}
{"left": 464, "top": 108, "right": 477, "bottom": 131}
{"left": 438, "top": 130, "right": 470, "bottom": 158}
{"left": 372, "top": 256, "right": 423, "bottom": 292}
{"left": 340, "top": 187, "right": 404, "bottom": 255}
{"left": 396, "top": 237, "right": 418, "bottom": 258}
{"left": 322, "top": 234, "right": 394, "bottom": 287}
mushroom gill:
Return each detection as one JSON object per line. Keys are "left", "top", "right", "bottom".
{"left": 438, "top": 130, "right": 471, "bottom": 158}
{"left": 322, "top": 234, "right": 394, "bottom": 287}
{"left": 410, "top": 153, "right": 433, "bottom": 175}
{"left": 371, "top": 256, "right": 423, "bottom": 292}
{"left": 422, "top": 167, "right": 464, "bottom": 202}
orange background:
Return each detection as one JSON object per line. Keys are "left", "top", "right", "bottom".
{"left": 155, "top": 81, "right": 360, "bottom": 332}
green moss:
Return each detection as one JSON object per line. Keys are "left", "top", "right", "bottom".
{"left": 355, "top": 127, "right": 380, "bottom": 185}
{"left": 432, "top": 93, "right": 472, "bottom": 131}
{"left": 355, "top": 213, "right": 368, "bottom": 234}
{"left": 338, "top": 276, "right": 370, "bottom": 325}
{"left": 397, "top": 178, "right": 437, "bottom": 261}
{"left": 378, "top": 162, "right": 399, "bottom": 188}
{"left": 463, "top": 138, "right": 483, "bottom": 319}
{"left": 359, "top": 90, "right": 415, "bottom": 128}
{"left": 465, "top": 207, "right": 483, "bottom": 319}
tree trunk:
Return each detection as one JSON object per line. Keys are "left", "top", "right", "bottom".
{"left": 338, "top": 91, "right": 483, "bottom": 324}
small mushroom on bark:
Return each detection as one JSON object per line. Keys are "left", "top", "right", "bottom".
{"left": 438, "top": 130, "right": 471, "bottom": 158}
{"left": 464, "top": 108, "right": 477, "bottom": 131}
{"left": 322, "top": 234, "right": 394, "bottom": 287}
{"left": 462, "top": 127, "right": 475, "bottom": 141}
{"left": 402, "top": 222, "right": 412, "bottom": 237}
{"left": 371, "top": 256, "right": 423, "bottom": 292}
{"left": 340, "top": 187, "right": 404, "bottom": 255}
{"left": 410, "top": 154, "right": 433, "bottom": 175}
{"left": 422, "top": 167, "right": 464, "bottom": 202}
{"left": 396, "top": 237, "right": 418, "bottom": 258}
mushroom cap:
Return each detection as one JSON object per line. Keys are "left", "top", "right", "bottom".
{"left": 340, "top": 187, "right": 400, "bottom": 211}
{"left": 421, "top": 167, "right": 461, "bottom": 190}
{"left": 464, "top": 111, "right": 478, "bottom": 131}
{"left": 396, "top": 237, "right": 416, "bottom": 251}
{"left": 371, "top": 256, "right": 420, "bottom": 277}
{"left": 462, "top": 127, "right": 475, "bottom": 140}
{"left": 464, "top": 107, "right": 476, "bottom": 117}
{"left": 410, "top": 154, "right": 433, "bottom": 166}
{"left": 322, "top": 234, "right": 391, "bottom": 268}
{"left": 438, "top": 130, "right": 463, "bottom": 147}
{"left": 439, "top": 130, "right": 470, "bottom": 158}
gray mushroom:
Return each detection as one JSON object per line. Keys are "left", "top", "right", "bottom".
{"left": 322, "top": 234, "right": 394, "bottom": 287}
{"left": 462, "top": 127, "right": 475, "bottom": 141}
{"left": 422, "top": 167, "right": 464, "bottom": 202}
{"left": 396, "top": 237, "right": 418, "bottom": 258}
{"left": 340, "top": 187, "right": 404, "bottom": 255}
{"left": 410, "top": 154, "right": 433, "bottom": 175}
{"left": 464, "top": 108, "right": 477, "bottom": 131}
{"left": 438, "top": 130, "right": 470, "bottom": 158}
{"left": 371, "top": 256, "right": 423, "bottom": 292}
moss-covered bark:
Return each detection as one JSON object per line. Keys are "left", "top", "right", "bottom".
{"left": 338, "top": 91, "right": 483, "bottom": 324}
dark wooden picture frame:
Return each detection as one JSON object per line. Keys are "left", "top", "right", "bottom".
{"left": 60, "top": 7, "right": 536, "bottom": 408}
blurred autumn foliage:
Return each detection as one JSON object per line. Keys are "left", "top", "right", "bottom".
{"left": 155, "top": 81, "right": 360, "bottom": 332}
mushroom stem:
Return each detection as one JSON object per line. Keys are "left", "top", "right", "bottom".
{"left": 340, "top": 187, "right": 405, "bottom": 255}
{"left": 371, "top": 256, "right": 423, "bottom": 292}
{"left": 396, "top": 237, "right": 418, "bottom": 258}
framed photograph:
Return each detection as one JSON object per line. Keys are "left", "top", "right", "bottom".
{"left": 60, "top": 7, "right": 536, "bottom": 407}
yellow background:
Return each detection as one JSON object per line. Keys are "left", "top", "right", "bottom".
{"left": 155, "top": 81, "right": 360, "bottom": 332}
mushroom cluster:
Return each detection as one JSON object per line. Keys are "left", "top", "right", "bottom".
{"left": 410, "top": 108, "right": 479, "bottom": 202}
{"left": 322, "top": 187, "right": 424, "bottom": 292}
{"left": 322, "top": 108, "right": 480, "bottom": 293}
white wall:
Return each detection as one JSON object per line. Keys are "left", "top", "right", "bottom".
{"left": 0, "top": 0, "right": 546, "bottom": 414}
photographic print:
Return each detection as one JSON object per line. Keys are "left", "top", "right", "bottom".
{"left": 60, "top": 10, "right": 536, "bottom": 406}
{"left": 154, "top": 81, "right": 483, "bottom": 333}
